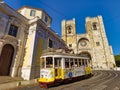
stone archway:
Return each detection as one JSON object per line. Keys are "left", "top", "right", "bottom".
{"left": 0, "top": 44, "right": 14, "bottom": 76}
{"left": 79, "top": 52, "right": 92, "bottom": 67}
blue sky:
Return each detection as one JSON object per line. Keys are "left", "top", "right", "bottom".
{"left": 3, "top": 0, "right": 120, "bottom": 55}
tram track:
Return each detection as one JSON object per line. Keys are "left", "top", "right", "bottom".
{"left": 9, "top": 70, "right": 120, "bottom": 90}
{"left": 51, "top": 70, "right": 120, "bottom": 90}
{"left": 49, "top": 70, "right": 105, "bottom": 90}
{"left": 88, "top": 71, "right": 118, "bottom": 90}
{"left": 89, "top": 71, "right": 116, "bottom": 84}
{"left": 78, "top": 71, "right": 119, "bottom": 90}
{"left": 87, "top": 71, "right": 111, "bottom": 83}
{"left": 70, "top": 71, "right": 115, "bottom": 90}
{"left": 106, "top": 71, "right": 120, "bottom": 90}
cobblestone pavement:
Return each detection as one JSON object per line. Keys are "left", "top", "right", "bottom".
{"left": 9, "top": 70, "right": 120, "bottom": 90}
{"left": 0, "top": 76, "right": 23, "bottom": 84}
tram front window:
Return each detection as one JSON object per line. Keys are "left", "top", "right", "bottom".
{"left": 40, "top": 58, "right": 45, "bottom": 68}
{"left": 46, "top": 57, "right": 53, "bottom": 68}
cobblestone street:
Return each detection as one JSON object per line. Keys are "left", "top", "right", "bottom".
{"left": 9, "top": 70, "right": 120, "bottom": 90}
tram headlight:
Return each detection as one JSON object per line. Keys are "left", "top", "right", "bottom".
{"left": 41, "top": 75, "right": 43, "bottom": 78}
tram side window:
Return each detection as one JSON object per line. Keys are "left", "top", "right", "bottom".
{"left": 74, "top": 59, "right": 78, "bottom": 67}
{"left": 70, "top": 58, "right": 74, "bottom": 68}
{"left": 79, "top": 59, "right": 82, "bottom": 67}
{"left": 54, "top": 58, "right": 61, "bottom": 67}
{"left": 40, "top": 58, "right": 45, "bottom": 68}
{"left": 85, "top": 60, "right": 88, "bottom": 66}
{"left": 46, "top": 57, "right": 53, "bottom": 68}
{"left": 65, "top": 58, "right": 69, "bottom": 68}
{"left": 87, "top": 60, "right": 90, "bottom": 66}
{"left": 82, "top": 59, "right": 85, "bottom": 66}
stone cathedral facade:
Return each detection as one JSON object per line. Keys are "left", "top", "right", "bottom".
{"left": 62, "top": 16, "right": 116, "bottom": 69}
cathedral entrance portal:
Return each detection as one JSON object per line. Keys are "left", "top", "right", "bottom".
{"left": 0, "top": 44, "right": 14, "bottom": 76}
{"left": 79, "top": 52, "right": 92, "bottom": 67}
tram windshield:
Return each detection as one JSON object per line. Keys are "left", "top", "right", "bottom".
{"left": 46, "top": 57, "right": 53, "bottom": 68}
{"left": 40, "top": 57, "right": 53, "bottom": 68}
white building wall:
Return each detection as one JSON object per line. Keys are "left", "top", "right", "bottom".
{"left": 0, "top": 12, "right": 9, "bottom": 37}
{"left": 0, "top": 2, "right": 28, "bottom": 78}
{"left": 21, "top": 23, "right": 37, "bottom": 80}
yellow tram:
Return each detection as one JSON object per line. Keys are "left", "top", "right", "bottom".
{"left": 38, "top": 51, "right": 92, "bottom": 88}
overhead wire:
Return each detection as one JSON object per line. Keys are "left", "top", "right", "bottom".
{"left": 38, "top": 0, "right": 120, "bottom": 32}
{"left": 39, "top": 0, "right": 87, "bottom": 32}
{"left": 38, "top": 0, "right": 67, "bottom": 18}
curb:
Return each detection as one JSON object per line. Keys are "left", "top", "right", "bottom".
{"left": 0, "top": 79, "right": 38, "bottom": 90}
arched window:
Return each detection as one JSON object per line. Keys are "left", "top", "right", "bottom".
{"left": 66, "top": 25, "right": 72, "bottom": 34}
{"left": 93, "top": 22, "right": 97, "bottom": 30}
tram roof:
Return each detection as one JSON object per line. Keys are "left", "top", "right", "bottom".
{"left": 40, "top": 52, "right": 89, "bottom": 59}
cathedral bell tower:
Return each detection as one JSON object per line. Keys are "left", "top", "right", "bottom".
{"left": 85, "top": 16, "right": 115, "bottom": 69}
{"left": 61, "top": 18, "right": 77, "bottom": 52}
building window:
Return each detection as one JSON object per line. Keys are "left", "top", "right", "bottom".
{"left": 93, "top": 22, "right": 97, "bottom": 30}
{"left": 45, "top": 16, "right": 48, "bottom": 23}
{"left": 30, "top": 10, "right": 36, "bottom": 16}
{"left": 68, "top": 29, "right": 71, "bottom": 34}
{"left": 96, "top": 42, "right": 100, "bottom": 46}
{"left": 8, "top": 25, "right": 18, "bottom": 37}
{"left": 80, "top": 40, "right": 87, "bottom": 47}
{"left": 66, "top": 25, "right": 72, "bottom": 34}
{"left": 69, "top": 44, "right": 72, "bottom": 47}
{"left": 49, "top": 39, "right": 53, "bottom": 48}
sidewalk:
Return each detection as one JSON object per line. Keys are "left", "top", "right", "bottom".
{"left": 0, "top": 76, "right": 38, "bottom": 90}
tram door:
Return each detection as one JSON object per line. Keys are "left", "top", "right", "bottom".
{"left": 54, "top": 58, "right": 61, "bottom": 79}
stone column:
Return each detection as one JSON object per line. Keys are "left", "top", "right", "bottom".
{"left": 0, "top": 42, "right": 3, "bottom": 55}
{"left": 11, "top": 39, "right": 22, "bottom": 77}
